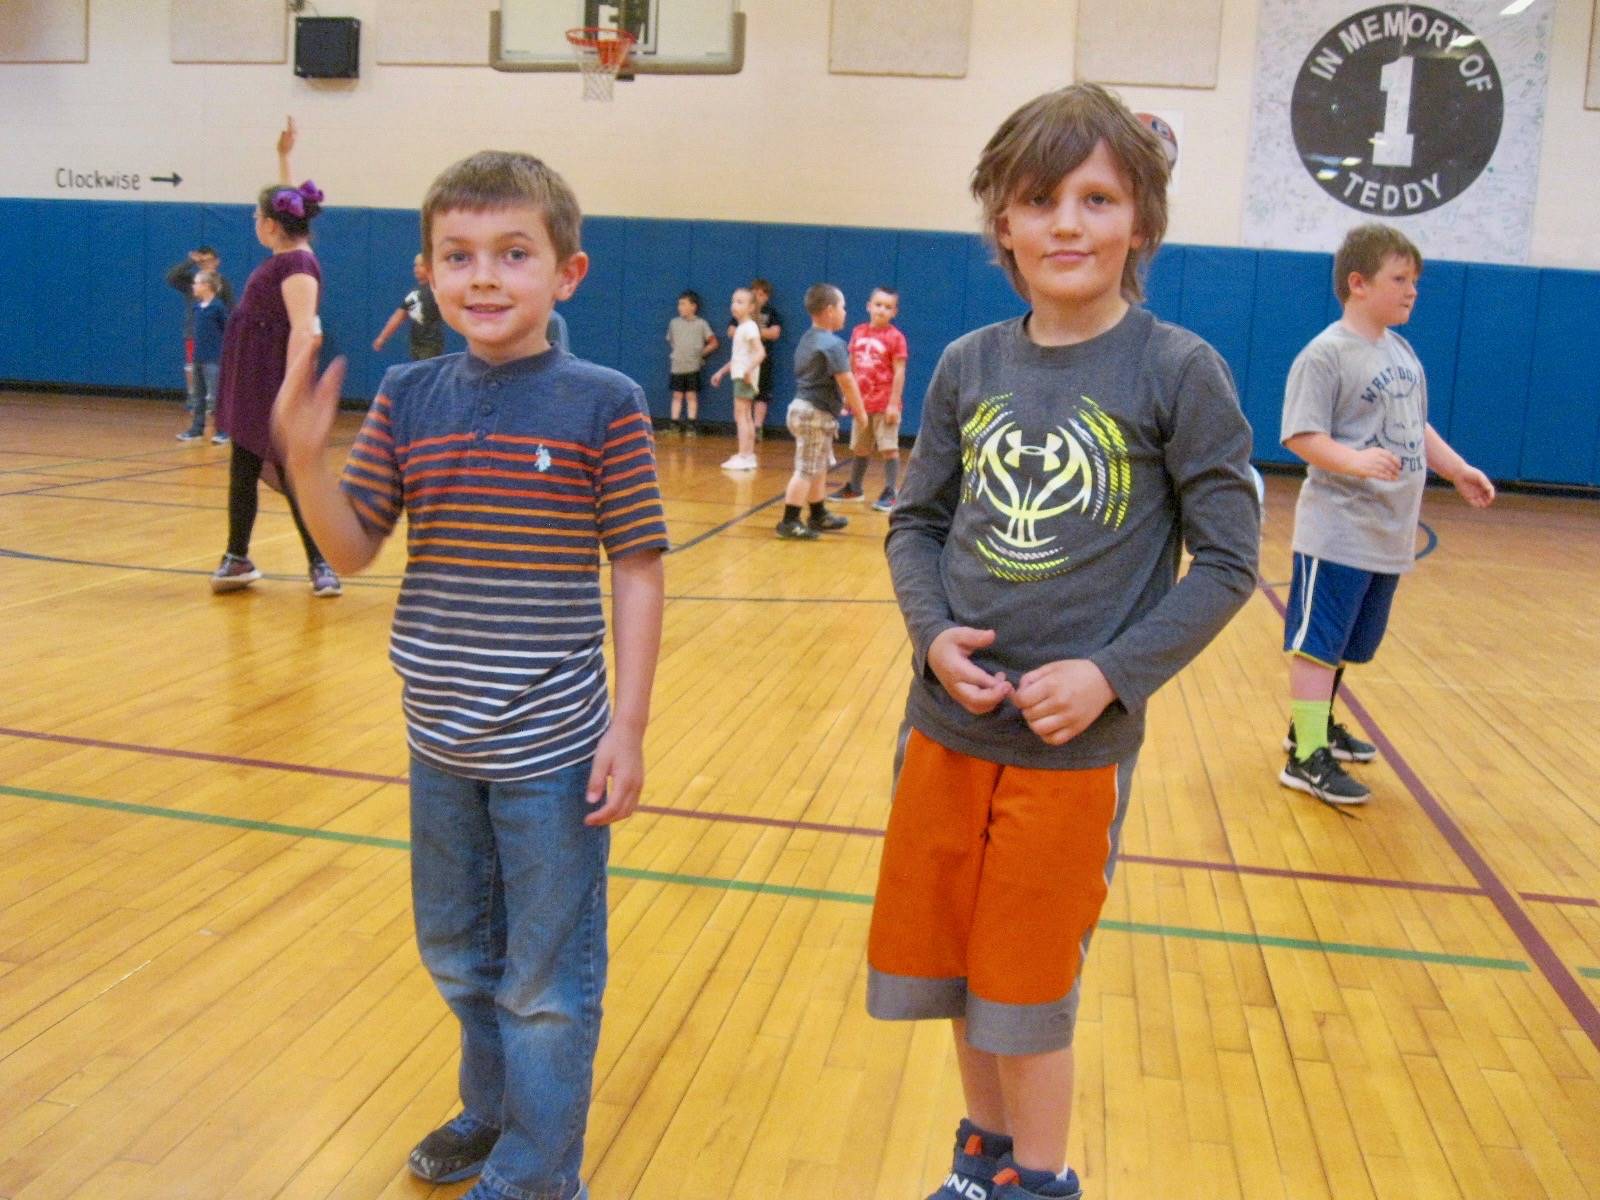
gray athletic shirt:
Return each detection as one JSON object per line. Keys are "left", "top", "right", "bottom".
{"left": 1281, "top": 322, "right": 1427, "bottom": 574}
{"left": 793, "top": 326, "right": 850, "bottom": 417}
{"left": 668, "top": 315, "right": 713, "bottom": 373}
{"left": 887, "top": 309, "right": 1260, "bottom": 770}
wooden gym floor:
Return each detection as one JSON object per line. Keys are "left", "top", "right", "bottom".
{"left": 0, "top": 389, "right": 1597, "bottom": 1200}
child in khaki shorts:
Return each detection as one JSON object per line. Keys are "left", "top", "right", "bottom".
{"left": 868, "top": 84, "right": 1259, "bottom": 1199}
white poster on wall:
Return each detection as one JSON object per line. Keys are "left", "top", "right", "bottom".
{"left": 1243, "top": 1, "right": 1552, "bottom": 263}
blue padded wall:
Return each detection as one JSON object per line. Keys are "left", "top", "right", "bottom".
{"left": 893, "top": 231, "right": 969, "bottom": 433}
{"left": 1178, "top": 246, "right": 1258, "bottom": 406}
{"left": 3, "top": 197, "right": 1598, "bottom": 486}
{"left": 1452, "top": 264, "right": 1539, "bottom": 481}
{"left": 1523, "top": 270, "right": 1600, "bottom": 485}
{"left": 1397, "top": 258, "right": 1466, "bottom": 442}
{"left": 1245, "top": 250, "right": 1329, "bottom": 465}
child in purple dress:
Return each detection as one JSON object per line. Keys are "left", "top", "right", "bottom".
{"left": 210, "top": 117, "right": 340, "bottom": 598}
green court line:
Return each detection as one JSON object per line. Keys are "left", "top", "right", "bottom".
{"left": 1582, "top": 967, "right": 1600, "bottom": 980}
{"left": 0, "top": 784, "right": 410, "bottom": 851}
{"left": 0, "top": 783, "right": 1576, "bottom": 976}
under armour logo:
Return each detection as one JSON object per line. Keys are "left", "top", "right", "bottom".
{"left": 1003, "top": 430, "right": 1063, "bottom": 472}
{"left": 941, "top": 1174, "right": 989, "bottom": 1200}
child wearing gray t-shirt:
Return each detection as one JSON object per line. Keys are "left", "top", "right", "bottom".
{"left": 1278, "top": 223, "right": 1495, "bottom": 809}
{"left": 665, "top": 289, "right": 717, "bottom": 435}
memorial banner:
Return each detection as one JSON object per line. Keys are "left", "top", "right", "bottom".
{"left": 1244, "top": 1, "right": 1552, "bottom": 262}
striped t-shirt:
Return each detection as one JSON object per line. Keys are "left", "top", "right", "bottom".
{"left": 341, "top": 348, "right": 669, "bottom": 781}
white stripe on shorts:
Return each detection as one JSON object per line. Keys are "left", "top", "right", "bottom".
{"left": 1291, "top": 555, "right": 1319, "bottom": 653}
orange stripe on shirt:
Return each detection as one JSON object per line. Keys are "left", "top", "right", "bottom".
{"left": 408, "top": 554, "right": 598, "bottom": 573}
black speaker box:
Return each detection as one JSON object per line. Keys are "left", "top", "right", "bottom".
{"left": 295, "top": 17, "right": 360, "bottom": 80}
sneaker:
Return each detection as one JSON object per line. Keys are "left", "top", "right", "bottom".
{"left": 872, "top": 489, "right": 896, "bottom": 513}
{"left": 406, "top": 1113, "right": 500, "bottom": 1184}
{"left": 1279, "top": 746, "right": 1370, "bottom": 806}
{"left": 828, "top": 484, "right": 865, "bottom": 502}
{"left": 309, "top": 560, "right": 342, "bottom": 597}
{"left": 808, "top": 511, "right": 848, "bottom": 532}
{"left": 992, "top": 1160, "right": 1083, "bottom": 1199}
{"left": 775, "top": 518, "right": 820, "bottom": 540}
{"left": 926, "top": 1122, "right": 1011, "bottom": 1200}
{"left": 176, "top": 430, "right": 203, "bottom": 442}
{"left": 211, "top": 433, "right": 230, "bottom": 445}
{"left": 1284, "top": 718, "right": 1377, "bottom": 763}
{"left": 209, "top": 553, "right": 261, "bottom": 593}
{"left": 721, "top": 453, "right": 757, "bottom": 471}
{"left": 685, "top": 425, "right": 699, "bottom": 438}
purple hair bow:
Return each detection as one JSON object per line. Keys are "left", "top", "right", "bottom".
{"left": 271, "top": 180, "right": 325, "bottom": 219}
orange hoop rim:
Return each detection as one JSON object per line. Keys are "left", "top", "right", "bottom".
{"left": 566, "top": 26, "right": 636, "bottom": 69}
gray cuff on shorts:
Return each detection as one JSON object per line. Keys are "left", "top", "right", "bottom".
{"left": 963, "top": 985, "right": 1082, "bottom": 1055}
{"left": 867, "top": 968, "right": 1083, "bottom": 1054}
{"left": 867, "top": 967, "right": 966, "bottom": 1021}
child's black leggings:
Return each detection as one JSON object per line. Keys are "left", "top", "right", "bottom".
{"left": 227, "top": 442, "right": 325, "bottom": 566}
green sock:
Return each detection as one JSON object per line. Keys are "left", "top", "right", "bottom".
{"left": 1293, "top": 700, "right": 1332, "bottom": 761}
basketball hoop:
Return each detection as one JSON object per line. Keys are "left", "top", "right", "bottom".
{"left": 566, "top": 27, "right": 635, "bottom": 101}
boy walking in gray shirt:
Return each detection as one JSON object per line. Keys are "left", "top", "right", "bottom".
{"left": 1279, "top": 223, "right": 1494, "bottom": 807}
{"left": 867, "top": 84, "right": 1259, "bottom": 1199}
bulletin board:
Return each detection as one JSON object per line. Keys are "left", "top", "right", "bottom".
{"left": 1075, "top": 0, "right": 1224, "bottom": 88}
{"left": 170, "top": 0, "right": 286, "bottom": 63}
{"left": 828, "top": 0, "right": 971, "bottom": 79}
{"left": 377, "top": 0, "right": 493, "bottom": 66}
{"left": 0, "top": 0, "right": 89, "bottom": 64}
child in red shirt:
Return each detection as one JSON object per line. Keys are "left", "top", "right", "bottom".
{"left": 832, "top": 286, "right": 908, "bottom": 510}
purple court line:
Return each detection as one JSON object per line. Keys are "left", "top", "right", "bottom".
{"left": 1258, "top": 584, "right": 1600, "bottom": 1051}
{"left": 3, "top": 724, "right": 1595, "bottom": 910}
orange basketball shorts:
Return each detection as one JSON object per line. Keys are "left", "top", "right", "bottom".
{"left": 867, "top": 727, "right": 1134, "bottom": 1054}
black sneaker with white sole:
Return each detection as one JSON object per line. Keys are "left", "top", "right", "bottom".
{"left": 1284, "top": 718, "right": 1377, "bottom": 763}
{"left": 1279, "top": 746, "right": 1370, "bottom": 806}
{"left": 406, "top": 1113, "right": 500, "bottom": 1184}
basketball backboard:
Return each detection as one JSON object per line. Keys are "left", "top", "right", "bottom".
{"left": 491, "top": 0, "right": 744, "bottom": 74}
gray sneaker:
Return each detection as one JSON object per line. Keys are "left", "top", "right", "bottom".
{"left": 209, "top": 553, "right": 260, "bottom": 593}
{"left": 1284, "top": 718, "right": 1377, "bottom": 763}
{"left": 1279, "top": 746, "right": 1370, "bottom": 806}
{"left": 309, "top": 560, "right": 342, "bottom": 597}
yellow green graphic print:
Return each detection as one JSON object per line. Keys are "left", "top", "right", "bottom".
{"left": 960, "top": 392, "right": 1131, "bottom": 582}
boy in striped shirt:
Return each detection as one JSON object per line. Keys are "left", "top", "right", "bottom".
{"left": 275, "top": 151, "right": 667, "bottom": 1200}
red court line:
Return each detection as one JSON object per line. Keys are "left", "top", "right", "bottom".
{"left": 3, "top": 724, "right": 1595, "bottom": 910}
{"left": 1258, "top": 584, "right": 1600, "bottom": 1052}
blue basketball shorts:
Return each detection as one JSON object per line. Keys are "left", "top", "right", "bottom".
{"left": 1282, "top": 552, "right": 1400, "bottom": 666}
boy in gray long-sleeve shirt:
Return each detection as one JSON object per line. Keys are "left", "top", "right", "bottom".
{"left": 866, "top": 84, "right": 1259, "bottom": 1200}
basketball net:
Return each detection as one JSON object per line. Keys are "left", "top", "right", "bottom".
{"left": 567, "top": 27, "right": 635, "bottom": 102}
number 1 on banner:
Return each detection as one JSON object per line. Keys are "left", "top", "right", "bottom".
{"left": 1372, "top": 56, "right": 1416, "bottom": 167}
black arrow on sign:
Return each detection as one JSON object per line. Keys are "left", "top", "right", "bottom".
{"left": 150, "top": 172, "right": 183, "bottom": 186}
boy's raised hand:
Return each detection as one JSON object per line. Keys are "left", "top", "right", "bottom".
{"left": 585, "top": 726, "right": 644, "bottom": 825}
{"left": 271, "top": 340, "right": 342, "bottom": 473}
{"left": 927, "top": 626, "right": 1012, "bottom": 715}
{"left": 1012, "top": 658, "right": 1116, "bottom": 746}
{"left": 1453, "top": 464, "right": 1496, "bottom": 508}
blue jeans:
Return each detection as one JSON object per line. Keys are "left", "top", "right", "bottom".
{"left": 410, "top": 755, "right": 609, "bottom": 1200}
{"left": 185, "top": 361, "right": 219, "bottom": 435}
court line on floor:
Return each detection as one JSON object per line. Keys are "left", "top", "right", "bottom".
{"left": 0, "top": 782, "right": 1542, "bottom": 976}
{"left": 1257, "top": 583, "right": 1600, "bottom": 1052}
{"left": 2, "top": 723, "right": 1594, "bottom": 910}
{"left": 0, "top": 546, "right": 901, "bottom": 604}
